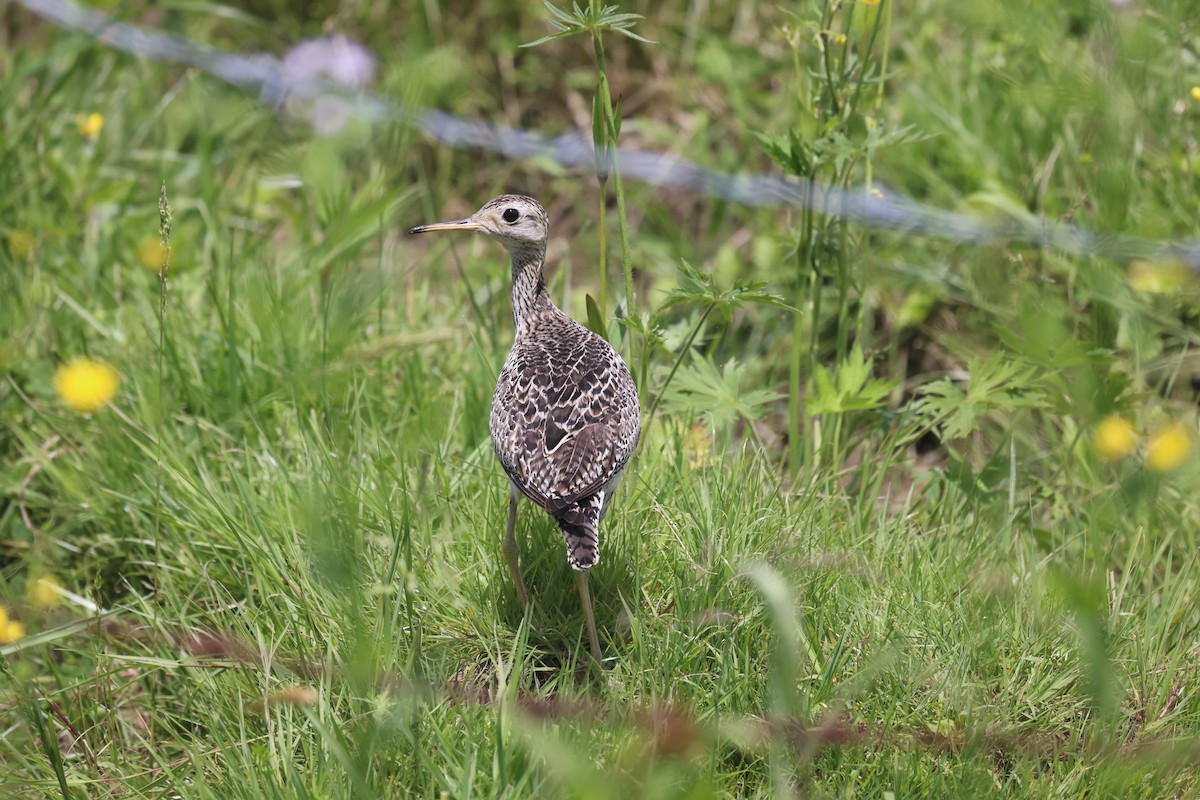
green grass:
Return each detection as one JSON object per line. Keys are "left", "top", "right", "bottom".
{"left": 3, "top": 0, "right": 1200, "bottom": 797}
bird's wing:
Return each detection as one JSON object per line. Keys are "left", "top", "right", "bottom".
{"left": 491, "top": 328, "right": 640, "bottom": 512}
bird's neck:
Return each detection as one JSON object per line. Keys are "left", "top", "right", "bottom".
{"left": 509, "top": 244, "right": 549, "bottom": 333}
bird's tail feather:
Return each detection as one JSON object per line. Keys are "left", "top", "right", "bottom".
{"left": 554, "top": 491, "right": 604, "bottom": 570}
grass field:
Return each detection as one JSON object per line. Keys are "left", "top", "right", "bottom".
{"left": 3, "top": 0, "right": 1200, "bottom": 796}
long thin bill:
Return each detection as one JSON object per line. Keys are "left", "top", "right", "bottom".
{"left": 407, "top": 219, "right": 482, "bottom": 235}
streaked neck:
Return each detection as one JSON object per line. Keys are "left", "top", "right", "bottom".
{"left": 509, "top": 244, "right": 549, "bottom": 333}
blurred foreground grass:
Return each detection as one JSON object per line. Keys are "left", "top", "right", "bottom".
{"left": 2, "top": 0, "right": 1200, "bottom": 797}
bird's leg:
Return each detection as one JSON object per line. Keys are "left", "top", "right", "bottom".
{"left": 574, "top": 570, "right": 603, "bottom": 662}
{"left": 503, "top": 492, "right": 530, "bottom": 610}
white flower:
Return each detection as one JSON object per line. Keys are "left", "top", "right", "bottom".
{"left": 282, "top": 36, "right": 376, "bottom": 88}
{"left": 279, "top": 36, "right": 377, "bottom": 135}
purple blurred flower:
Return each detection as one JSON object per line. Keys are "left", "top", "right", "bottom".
{"left": 280, "top": 35, "right": 377, "bottom": 134}
{"left": 283, "top": 36, "right": 376, "bottom": 88}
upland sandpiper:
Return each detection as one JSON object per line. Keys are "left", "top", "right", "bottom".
{"left": 409, "top": 195, "right": 641, "bottom": 661}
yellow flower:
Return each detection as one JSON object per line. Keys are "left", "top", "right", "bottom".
{"left": 683, "top": 421, "right": 716, "bottom": 469}
{"left": 76, "top": 112, "right": 104, "bottom": 140}
{"left": 7, "top": 229, "right": 34, "bottom": 260}
{"left": 860, "top": 0, "right": 881, "bottom": 4}
{"left": 1, "top": 621, "right": 26, "bottom": 644}
{"left": 29, "top": 576, "right": 63, "bottom": 609}
{"left": 1092, "top": 415, "right": 1138, "bottom": 462}
{"left": 833, "top": 33, "right": 847, "bottom": 46}
{"left": 1128, "top": 259, "right": 1192, "bottom": 293}
{"left": 0, "top": 607, "right": 23, "bottom": 644}
{"left": 1192, "top": 86, "right": 1200, "bottom": 103}
{"left": 136, "top": 237, "right": 170, "bottom": 272}
{"left": 54, "top": 357, "right": 120, "bottom": 413}
{"left": 1146, "top": 424, "right": 1192, "bottom": 472}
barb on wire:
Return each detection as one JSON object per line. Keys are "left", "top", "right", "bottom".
{"left": 16, "top": 0, "right": 1200, "bottom": 270}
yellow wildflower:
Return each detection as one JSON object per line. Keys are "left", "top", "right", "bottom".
{"left": 1192, "top": 86, "right": 1200, "bottom": 103}
{"left": 0, "top": 607, "right": 24, "bottom": 644}
{"left": 1, "top": 620, "right": 26, "bottom": 644}
{"left": 29, "top": 576, "right": 63, "bottom": 609}
{"left": 1128, "top": 260, "right": 1192, "bottom": 293}
{"left": 54, "top": 357, "right": 120, "bottom": 413}
{"left": 76, "top": 112, "right": 104, "bottom": 140}
{"left": 860, "top": 0, "right": 881, "bottom": 4}
{"left": 683, "top": 421, "right": 716, "bottom": 469}
{"left": 1146, "top": 424, "right": 1192, "bottom": 472}
{"left": 833, "top": 33, "right": 848, "bottom": 46}
{"left": 136, "top": 237, "right": 170, "bottom": 272}
{"left": 1092, "top": 415, "right": 1138, "bottom": 462}
{"left": 7, "top": 229, "right": 34, "bottom": 260}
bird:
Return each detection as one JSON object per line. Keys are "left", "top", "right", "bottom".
{"left": 409, "top": 194, "right": 641, "bottom": 661}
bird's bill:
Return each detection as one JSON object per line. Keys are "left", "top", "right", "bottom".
{"left": 407, "top": 218, "right": 483, "bottom": 235}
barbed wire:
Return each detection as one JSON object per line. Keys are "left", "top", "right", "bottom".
{"left": 16, "top": 0, "right": 1200, "bottom": 271}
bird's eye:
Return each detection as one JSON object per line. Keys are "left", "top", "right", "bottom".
{"left": 502, "top": 208, "right": 520, "bottom": 223}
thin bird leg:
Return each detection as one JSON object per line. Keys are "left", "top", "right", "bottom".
{"left": 502, "top": 492, "right": 530, "bottom": 610}
{"left": 574, "top": 570, "right": 603, "bottom": 662}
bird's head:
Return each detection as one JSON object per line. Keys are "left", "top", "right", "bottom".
{"left": 408, "top": 194, "right": 548, "bottom": 252}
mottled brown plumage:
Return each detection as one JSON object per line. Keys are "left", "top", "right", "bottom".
{"left": 409, "top": 194, "right": 640, "bottom": 660}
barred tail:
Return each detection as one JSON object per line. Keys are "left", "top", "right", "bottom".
{"left": 553, "top": 491, "right": 604, "bottom": 570}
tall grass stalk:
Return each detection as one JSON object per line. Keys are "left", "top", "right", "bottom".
{"left": 523, "top": 0, "right": 651, "bottom": 361}
{"left": 580, "top": 0, "right": 640, "bottom": 326}
{"left": 154, "top": 182, "right": 172, "bottom": 596}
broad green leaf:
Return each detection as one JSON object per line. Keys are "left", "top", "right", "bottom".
{"left": 662, "top": 354, "right": 783, "bottom": 432}
{"left": 806, "top": 345, "right": 897, "bottom": 415}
